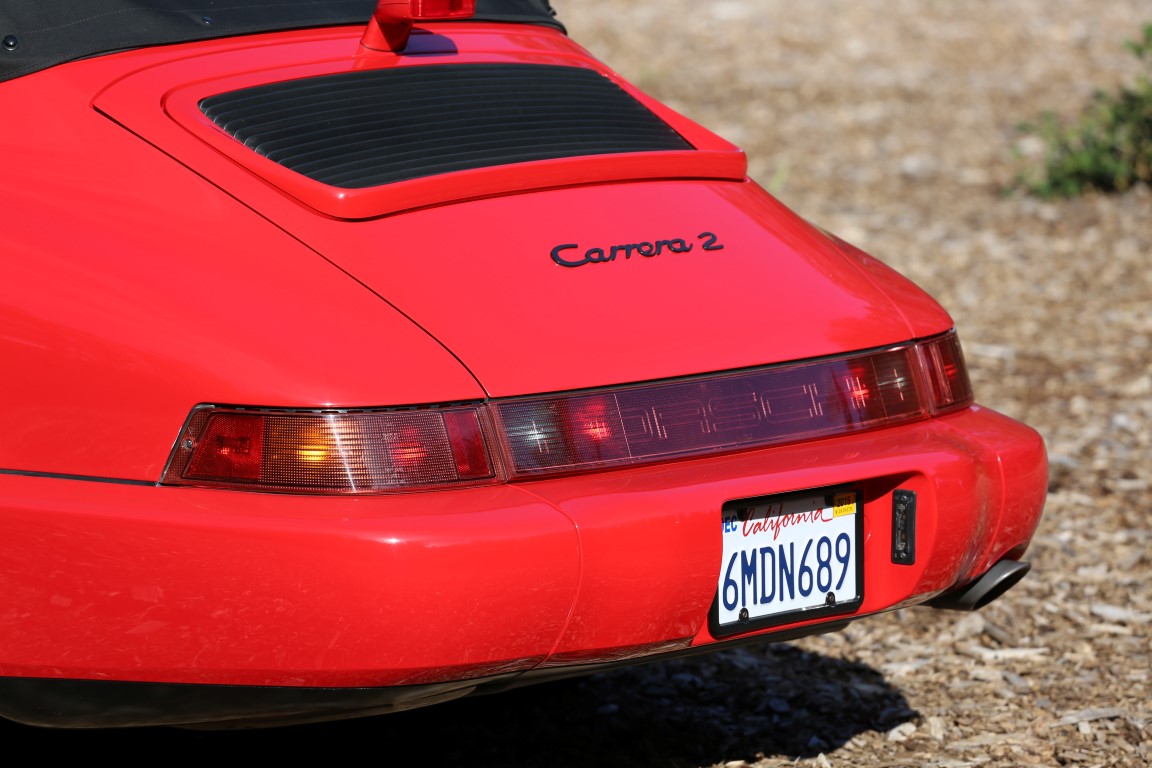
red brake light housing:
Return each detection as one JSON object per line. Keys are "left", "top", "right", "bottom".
{"left": 163, "top": 332, "right": 974, "bottom": 493}
{"left": 410, "top": 0, "right": 475, "bottom": 17}
{"left": 361, "top": 0, "right": 476, "bottom": 52}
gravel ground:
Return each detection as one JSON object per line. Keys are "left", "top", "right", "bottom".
{"left": 2, "top": 2, "right": 1149, "bottom": 765}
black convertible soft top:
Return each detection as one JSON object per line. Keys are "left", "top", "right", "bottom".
{"left": 0, "top": 0, "right": 563, "bottom": 83}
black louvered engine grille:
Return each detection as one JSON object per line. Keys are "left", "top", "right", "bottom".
{"left": 199, "top": 64, "right": 693, "bottom": 189}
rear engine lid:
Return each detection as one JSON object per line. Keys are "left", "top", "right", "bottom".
{"left": 95, "top": 24, "right": 746, "bottom": 219}
{"left": 92, "top": 24, "right": 950, "bottom": 396}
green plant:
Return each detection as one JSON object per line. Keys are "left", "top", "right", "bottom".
{"left": 1017, "top": 23, "right": 1152, "bottom": 198}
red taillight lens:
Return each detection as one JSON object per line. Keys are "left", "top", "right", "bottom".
{"left": 185, "top": 413, "right": 265, "bottom": 480}
{"left": 411, "top": 0, "right": 474, "bottom": 18}
{"left": 920, "top": 332, "right": 974, "bottom": 413}
{"left": 442, "top": 409, "right": 492, "bottom": 477}
{"left": 164, "top": 407, "right": 495, "bottom": 493}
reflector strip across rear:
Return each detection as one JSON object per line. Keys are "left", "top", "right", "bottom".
{"left": 199, "top": 64, "right": 692, "bottom": 188}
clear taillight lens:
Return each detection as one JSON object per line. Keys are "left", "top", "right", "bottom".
{"left": 163, "top": 332, "right": 972, "bottom": 493}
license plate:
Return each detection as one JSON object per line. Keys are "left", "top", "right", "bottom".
{"left": 713, "top": 488, "right": 862, "bottom": 635}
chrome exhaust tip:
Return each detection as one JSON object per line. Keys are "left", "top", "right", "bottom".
{"left": 930, "top": 559, "right": 1032, "bottom": 612}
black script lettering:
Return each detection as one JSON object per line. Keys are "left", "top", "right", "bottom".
{"left": 699, "top": 231, "right": 724, "bottom": 251}
{"left": 550, "top": 232, "right": 716, "bottom": 267}
{"left": 610, "top": 243, "right": 640, "bottom": 260}
{"left": 551, "top": 243, "right": 586, "bottom": 268}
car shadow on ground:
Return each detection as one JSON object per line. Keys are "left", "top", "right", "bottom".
{"left": 0, "top": 643, "right": 915, "bottom": 766}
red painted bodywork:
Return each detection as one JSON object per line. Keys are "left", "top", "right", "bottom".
{"left": 0, "top": 407, "right": 1043, "bottom": 687}
{"left": 0, "top": 15, "right": 1047, "bottom": 726}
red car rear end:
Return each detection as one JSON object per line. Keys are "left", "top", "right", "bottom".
{"left": 0, "top": 0, "right": 1045, "bottom": 727}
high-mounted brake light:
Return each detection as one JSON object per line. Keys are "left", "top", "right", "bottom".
{"left": 361, "top": 0, "right": 475, "bottom": 52}
{"left": 163, "top": 332, "right": 973, "bottom": 493}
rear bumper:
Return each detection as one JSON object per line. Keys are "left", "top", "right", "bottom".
{"left": 0, "top": 404, "right": 1046, "bottom": 726}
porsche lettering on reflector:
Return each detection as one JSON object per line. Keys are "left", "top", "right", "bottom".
{"left": 715, "top": 489, "right": 863, "bottom": 634}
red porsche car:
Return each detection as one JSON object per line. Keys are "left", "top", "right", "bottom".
{"left": 0, "top": 0, "right": 1047, "bottom": 728}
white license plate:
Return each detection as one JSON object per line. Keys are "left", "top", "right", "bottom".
{"left": 716, "top": 489, "right": 861, "bottom": 631}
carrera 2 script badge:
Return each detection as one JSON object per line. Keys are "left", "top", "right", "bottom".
{"left": 551, "top": 231, "right": 724, "bottom": 268}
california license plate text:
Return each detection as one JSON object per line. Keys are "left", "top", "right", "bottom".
{"left": 718, "top": 491, "right": 859, "bottom": 625}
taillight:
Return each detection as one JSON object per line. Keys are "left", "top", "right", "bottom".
{"left": 920, "top": 332, "right": 974, "bottom": 413}
{"left": 162, "top": 332, "right": 972, "bottom": 493}
{"left": 163, "top": 406, "right": 496, "bottom": 493}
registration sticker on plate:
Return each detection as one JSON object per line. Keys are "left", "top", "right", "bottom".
{"left": 714, "top": 488, "right": 862, "bottom": 633}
